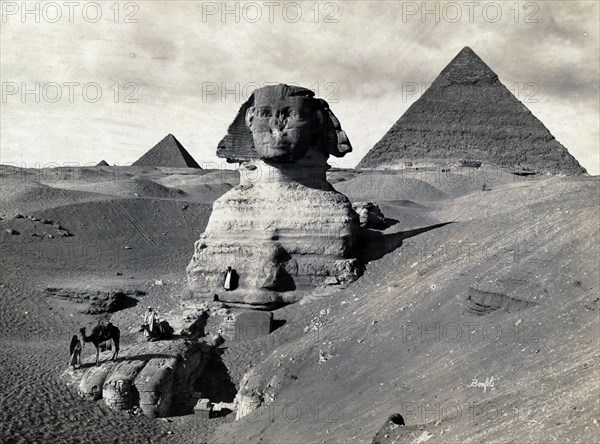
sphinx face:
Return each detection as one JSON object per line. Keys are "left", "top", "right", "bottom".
{"left": 246, "top": 96, "right": 317, "bottom": 162}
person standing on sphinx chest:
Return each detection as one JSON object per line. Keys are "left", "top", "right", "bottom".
{"left": 223, "top": 266, "right": 233, "bottom": 291}
{"left": 224, "top": 266, "right": 240, "bottom": 291}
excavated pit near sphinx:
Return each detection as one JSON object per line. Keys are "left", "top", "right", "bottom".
{"left": 62, "top": 339, "right": 235, "bottom": 418}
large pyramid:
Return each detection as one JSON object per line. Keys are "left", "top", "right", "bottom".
{"left": 133, "top": 134, "right": 201, "bottom": 168}
{"left": 357, "top": 47, "right": 586, "bottom": 175}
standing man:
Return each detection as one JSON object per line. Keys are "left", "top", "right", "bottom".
{"left": 69, "top": 334, "right": 82, "bottom": 368}
{"left": 143, "top": 307, "right": 159, "bottom": 340}
{"left": 223, "top": 266, "right": 233, "bottom": 291}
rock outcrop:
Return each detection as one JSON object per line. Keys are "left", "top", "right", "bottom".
{"left": 133, "top": 134, "right": 201, "bottom": 168}
{"left": 44, "top": 287, "right": 142, "bottom": 314}
{"left": 371, "top": 414, "right": 406, "bottom": 444}
{"left": 465, "top": 287, "right": 538, "bottom": 316}
{"left": 352, "top": 201, "right": 387, "bottom": 229}
{"left": 187, "top": 84, "right": 361, "bottom": 308}
{"left": 357, "top": 47, "right": 587, "bottom": 175}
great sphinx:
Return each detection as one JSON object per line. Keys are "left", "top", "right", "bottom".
{"left": 186, "top": 84, "right": 362, "bottom": 307}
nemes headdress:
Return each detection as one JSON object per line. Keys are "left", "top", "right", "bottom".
{"left": 216, "top": 84, "right": 352, "bottom": 163}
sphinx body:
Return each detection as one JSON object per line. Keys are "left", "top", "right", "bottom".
{"left": 186, "top": 84, "right": 361, "bottom": 307}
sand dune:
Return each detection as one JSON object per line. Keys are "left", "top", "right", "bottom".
{"left": 54, "top": 178, "right": 188, "bottom": 200}
{"left": 1, "top": 166, "right": 598, "bottom": 443}
{"left": 334, "top": 173, "right": 448, "bottom": 202}
{"left": 213, "top": 174, "right": 599, "bottom": 443}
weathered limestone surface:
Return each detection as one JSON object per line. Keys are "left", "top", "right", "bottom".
{"left": 234, "top": 370, "right": 262, "bottom": 420}
{"left": 77, "top": 363, "right": 115, "bottom": 400}
{"left": 352, "top": 201, "right": 387, "bottom": 229}
{"left": 135, "top": 357, "right": 178, "bottom": 417}
{"left": 233, "top": 364, "right": 284, "bottom": 421}
{"left": 103, "top": 360, "right": 147, "bottom": 411}
{"left": 63, "top": 340, "right": 212, "bottom": 417}
{"left": 187, "top": 155, "right": 360, "bottom": 306}
{"left": 187, "top": 84, "right": 362, "bottom": 307}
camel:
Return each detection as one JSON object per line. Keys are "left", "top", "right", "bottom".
{"left": 80, "top": 323, "right": 120, "bottom": 366}
{"left": 139, "top": 320, "right": 173, "bottom": 341}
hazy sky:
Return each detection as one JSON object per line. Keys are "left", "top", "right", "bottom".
{"left": 1, "top": 1, "right": 599, "bottom": 174}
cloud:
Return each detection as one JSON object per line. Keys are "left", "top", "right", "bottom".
{"left": 1, "top": 1, "right": 598, "bottom": 174}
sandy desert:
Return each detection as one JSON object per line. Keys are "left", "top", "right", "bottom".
{"left": 1, "top": 3, "right": 599, "bottom": 443}
{"left": 1, "top": 159, "right": 598, "bottom": 442}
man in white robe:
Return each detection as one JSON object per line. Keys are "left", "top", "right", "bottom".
{"left": 143, "top": 307, "right": 159, "bottom": 339}
{"left": 223, "top": 266, "right": 233, "bottom": 291}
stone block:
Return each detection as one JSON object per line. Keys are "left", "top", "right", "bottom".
{"left": 194, "top": 398, "right": 212, "bottom": 419}
{"left": 234, "top": 311, "right": 273, "bottom": 342}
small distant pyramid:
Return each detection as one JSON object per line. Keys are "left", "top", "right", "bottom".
{"left": 96, "top": 160, "right": 109, "bottom": 166}
{"left": 133, "top": 134, "right": 201, "bottom": 168}
{"left": 357, "top": 47, "right": 586, "bottom": 175}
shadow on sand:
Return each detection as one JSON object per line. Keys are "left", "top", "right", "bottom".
{"left": 358, "top": 222, "right": 453, "bottom": 263}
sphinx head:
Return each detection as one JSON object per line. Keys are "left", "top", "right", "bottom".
{"left": 217, "top": 84, "right": 352, "bottom": 163}
{"left": 245, "top": 86, "right": 317, "bottom": 161}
